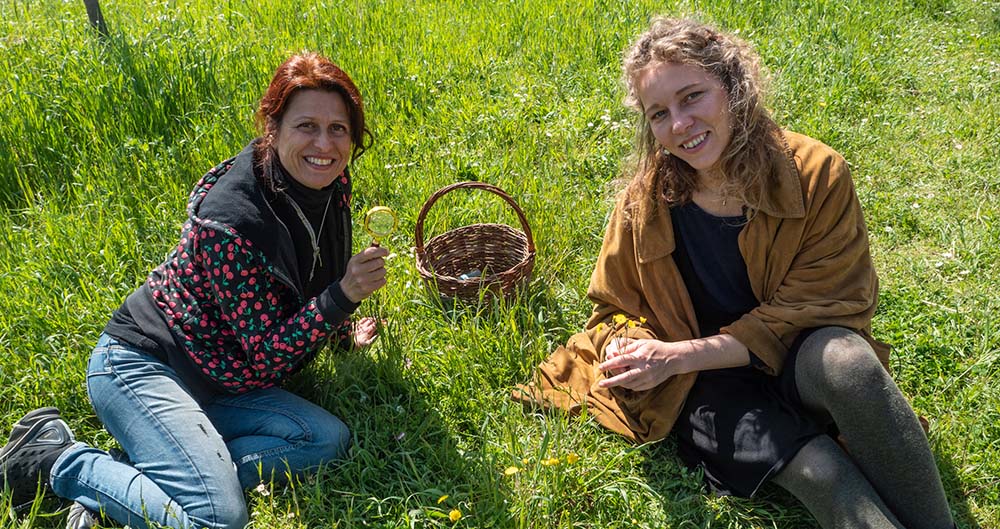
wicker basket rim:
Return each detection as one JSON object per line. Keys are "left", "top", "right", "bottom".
{"left": 414, "top": 181, "right": 535, "bottom": 253}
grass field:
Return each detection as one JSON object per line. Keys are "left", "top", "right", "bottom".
{"left": 1, "top": 0, "right": 998, "bottom": 527}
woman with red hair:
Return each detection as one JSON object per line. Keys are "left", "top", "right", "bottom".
{"left": 1, "top": 52, "right": 387, "bottom": 529}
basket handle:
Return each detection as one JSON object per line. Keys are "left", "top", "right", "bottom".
{"left": 414, "top": 181, "right": 535, "bottom": 254}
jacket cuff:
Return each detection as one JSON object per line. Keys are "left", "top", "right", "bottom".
{"left": 747, "top": 351, "right": 769, "bottom": 371}
{"left": 721, "top": 314, "right": 787, "bottom": 376}
{"left": 316, "top": 282, "right": 360, "bottom": 321}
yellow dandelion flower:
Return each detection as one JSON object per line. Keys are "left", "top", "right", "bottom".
{"left": 437, "top": 495, "right": 449, "bottom": 504}
{"left": 503, "top": 466, "right": 520, "bottom": 476}
{"left": 639, "top": 316, "right": 647, "bottom": 324}
{"left": 521, "top": 457, "right": 530, "bottom": 465}
{"left": 449, "top": 509, "right": 462, "bottom": 522}
{"left": 595, "top": 323, "right": 605, "bottom": 332}
{"left": 541, "top": 457, "right": 560, "bottom": 466}
{"left": 565, "top": 452, "right": 580, "bottom": 464}
{"left": 613, "top": 314, "right": 627, "bottom": 325}
{"left": 627, "top": 320, "right": 637, "bottom": 328}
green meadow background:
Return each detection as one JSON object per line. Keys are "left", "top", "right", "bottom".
{"left": 1, "top": 0, "right": 998, "bottom": 527}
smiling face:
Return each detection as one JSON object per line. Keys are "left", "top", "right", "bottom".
{"left": 636, "top": 62, "right": 733, "bottom": 179}
{"left": 273, "top": 89, "right": 352, "bottom": 190}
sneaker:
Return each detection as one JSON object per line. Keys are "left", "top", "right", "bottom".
{"left": 0, "top": 407, "right": 76, "bottom": 511}
{"left": 66, "top": 501, "right": 98, "bottom": 529}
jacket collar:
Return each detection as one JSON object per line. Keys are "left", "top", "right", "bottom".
{"left": 636, "top": 130, "right": 804, "bottom": 264}
{"left": 190, "top": 142, "right": 304, "bottom": 294}
{"left": 755, "top": 131, "right": 805, "bottom": 219}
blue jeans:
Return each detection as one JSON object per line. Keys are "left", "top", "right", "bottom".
{"left": 50, "top": 333, "right": 351, "bottom": 529}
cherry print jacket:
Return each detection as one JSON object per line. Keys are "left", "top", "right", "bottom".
{"left": 125, "top": 142, "right": 357, "bottom": 394}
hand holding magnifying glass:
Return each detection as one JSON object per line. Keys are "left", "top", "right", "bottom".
{"left": 350, "top": 206, "right": 397, "bottom": 348}
{"left": 364, "top": 206, "right": 398, "bottom": 247}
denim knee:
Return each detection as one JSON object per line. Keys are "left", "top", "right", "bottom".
{"left": 313, "top": 414, "right": 351, "bottom": 462}
{"left": 188, "top": 494, "right": 248, "bottom": 529}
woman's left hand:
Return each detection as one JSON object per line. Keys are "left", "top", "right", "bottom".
{"left": 597, "top": 338, "right": 694, "bottom": 391}
{"left": 352, "top": 316, "right": 381, "bottom": 348}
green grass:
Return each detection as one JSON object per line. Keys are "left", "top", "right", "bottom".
{"left": 2, "top": 0, "right": 998, "bottom": 527}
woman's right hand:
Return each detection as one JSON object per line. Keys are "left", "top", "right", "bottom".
{"left": 598, "top": 338, "right": 693, "bottom": 391}
{"left": 339, "top": 246, "right": 389, "bottom": 303}
{"left": 598, "top": 334, "right": 751, "bottom": 391}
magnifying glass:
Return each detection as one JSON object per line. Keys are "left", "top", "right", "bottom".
{"left": 364, "top": 206, "right": 398, "bottom": 247}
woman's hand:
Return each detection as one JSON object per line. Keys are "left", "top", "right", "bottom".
{"left": 352, "top": 316, "right": 380, "bottom": 348}
{"left": 339, "top": 246, "right": 389, "bottom": 303}
{"left": 598, "top": 338, "right": 694, "bottom": 391}
{"left": 598, "top": 334, "right": 751, "bottom": 391}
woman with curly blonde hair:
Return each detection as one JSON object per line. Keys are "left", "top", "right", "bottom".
{"left": 621, "top": 18, "right": 785, "bottom": 219}
{"left": 519, "top": 17, "right": 954, "bottom": 528}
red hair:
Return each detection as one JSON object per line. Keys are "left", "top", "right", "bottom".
{"left": 254, "top": 52, "right": 372, "bottom": 190}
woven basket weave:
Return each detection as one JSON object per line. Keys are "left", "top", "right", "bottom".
{"left": 414, "top": 181, "right": 535, "bottom": 302}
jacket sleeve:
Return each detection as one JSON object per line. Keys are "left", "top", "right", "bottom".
{"left": 722, "top": 151, "right": 881, "bottom": 374}
{"left": 192, "top": 226, "right": 355, "bottom": 380}
{"left": 586, "top": 201, "right": 661, "bottom": 355}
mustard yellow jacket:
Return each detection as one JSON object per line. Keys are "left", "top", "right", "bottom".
{"left": 515, "top": 131, "right": 889, "bottom": 442}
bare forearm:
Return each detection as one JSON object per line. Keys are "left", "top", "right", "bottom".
{"left": 681, "top": 334, "right": 750, "bottom": 373}
{"left": 598, "top": 334, "right": 751, "bottom": 391}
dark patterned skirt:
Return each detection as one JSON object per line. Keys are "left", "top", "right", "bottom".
{"left": 673, "top": 331, "right": 835, "bottom": 497}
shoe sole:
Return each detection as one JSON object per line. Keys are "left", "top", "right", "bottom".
{"left": 0, "top": 407, "right": 63, "bottom": 462}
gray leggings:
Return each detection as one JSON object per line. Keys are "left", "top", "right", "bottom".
{"left": 771, "top": 327, "right": 954, "bottom": 529}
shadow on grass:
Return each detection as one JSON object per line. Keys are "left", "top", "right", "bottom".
{"left": 434, "top": 273, "right": 582, "bottom": 326}
{"left": 636, "top": 440, "right": 818, "bottom": 528}
{"left": 935, "top": 444, "right": 983, "bottom": 529}
{"left": 639, "top": 434, "right": 978, "bottom": 528}
{"left": 284, "top": 323, "right": 515, "bottom": 527}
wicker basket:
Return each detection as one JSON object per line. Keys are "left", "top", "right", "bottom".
{"left": 414, "top": 181, "right": 536, "bottom": 302}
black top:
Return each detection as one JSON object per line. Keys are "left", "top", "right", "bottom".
{"left": 670, "top": 202, "right": 764, "bottom": 367}
{"left": 270, "top": 158, "right": 347, "bottom": 300}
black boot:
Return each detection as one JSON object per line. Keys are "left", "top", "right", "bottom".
{"left": 1, "top": 407, "right": 75, "bottom": 512}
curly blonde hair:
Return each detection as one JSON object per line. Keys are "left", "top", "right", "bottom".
{"left": 620, "top": 17, "right": 785, "bottom": 221}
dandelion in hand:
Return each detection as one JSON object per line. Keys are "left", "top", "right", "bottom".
{"left": 602, "top": 314, "right": 648, "bottom": 376}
